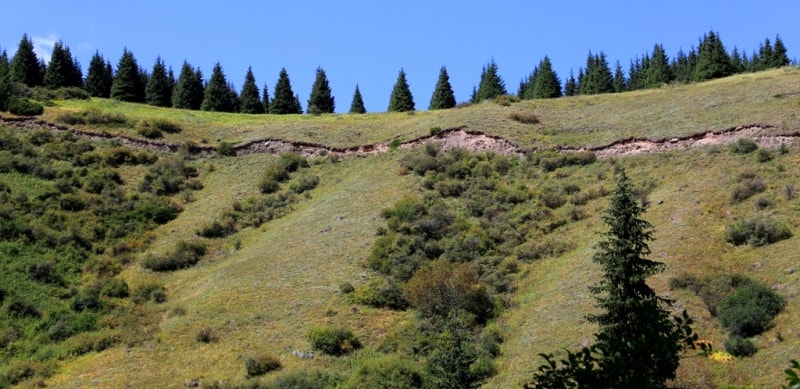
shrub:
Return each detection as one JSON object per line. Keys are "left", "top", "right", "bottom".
{"left": 278, "top": 152, "right": 309, "bottom": 172}
{"left": 339, "top": 282, "right": 355, "bottom": 294}
{"left": 730, "top": 177, "right": 766, "bottom": 202}
{"left": 508, "top": 112, "right": 540, "bottom": 124}
{"left": 195, "top": 325, "right": 217, "bottom": 343}
{"left": 344, "top": 355, "right": 424, "bottom": 389}
{"left": 267, "top": 369, "right": 346, "bottom": 389}
{"left": 346, "top": 277, "right": 408, "bottom": 310}
{"left": 217, "top": 142, "right": 236, "bottom": 156}
{"left": 137, "top": 126, "right": 163, "bottom": 139}
{"left": 141, "top": 241, "right": 207, "bottom": 271}
{"left": 429, "top": 126, "right": 443, "bottom": 136}
{"left": 289, "top": 174, "right": 319, "bottom": 194}
{"left": 783, "top": 183, "right": 795, "bottom": 201}
{"left": 100, "top": 278, "right": 129, "bottom": 298}
{"left": 131, "top": 282, "right": 167, "bottom": 304}
{"left": 139, "top": 118, "right": 181, "bottom": 134}
{"left": 725, "top": 216, "right": 792, "bottom": 247}
{"left": 7, "top": 97, "right": 44, "bottom": 116}
{"left": 259, "top": 177, "right": 281, "bottom": 194}
{"left": 753, "top": 196, "right": 773, "bottom": 210}
{"left": 718, "top": 281, "right": 786, "bottom": 337}
{"left": 245, "top": 353, "right": 282, "bottom": 377}
{"left": 729, "top": 138, "right": 759, "bottom": 154}
{"left": 306, "top": 325, "right": 362, "bottom": 356}
{"left": 494, "top": 94, "right": 520, "bottom": 106}
{"left": 56, "top": 108, "right": 127, "bottom": 126}
{"left": 756, "top": 148, "right": 773, "bottom": 162}
{"left": 724, "top": 335, "right": 757, "bottom": 357}
{"left": 196, "top": 220, "right": 236, "bottom": 238}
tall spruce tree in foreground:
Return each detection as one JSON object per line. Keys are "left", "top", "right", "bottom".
{"left": 145, "top": 57, "right": 172, "bottom": 107}
{"left": 530, "top": 56, "right": 562, "bottom": 99}
{"left": 694, "top": 30, "right": 732, "bottom": 81}
{"left": 349, "top": 84, "right": 366, "bottom": 114}
{"left": 201, "top": 62, "right": 238, "bottom": 112}
{"left": 172, "top": 62, "right": 204, "bottom": 110}
{"left": 44, "top": 40, "right": 82, "bottom": 89}
{"left": 471, "top": 59, "right": 506, "bottom": 102}
{"left": 429, "top": 66, "right": 456, "bottom": 110}
{"left": 85, "top": 51, "right": 113, "bottom": 97}
{"left": 239, "top": 66, "right": 263, "bottom": 114}
{"left": 270, "top": 68, "right": 301, "bottom": 114}
{"left": 528, "top": 170, "right": 698, "bottom": 389}
{"left": 10, "top": 34, "right": 43, "bottom": 87}
{"left": 110, "top": 48, "right": 144, "bottom": 102}
{"left": 388, "top": 68, "right": 415, "bottom": 112}
{"left": 307, "top": 67, "right": 335, "bottom": 114}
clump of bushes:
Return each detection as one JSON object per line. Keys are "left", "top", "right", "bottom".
{"left": 7, "top": 97, "right": 44, "bottom": 116}
{"left": 289, "top": 174, "right": 319, "bottom": 194}
{"left": 217, "top": 142, "right": 236, "bottom": 156}
{"left": 266, "top": 368, "right": 345, "bottom": 389}
{"left": 307, "top": 325, "right": 362, "bottom": 356}
{"left": 494, "top": 94, "right": 520, "bottom": 106}
{"left": 131, "top": 282, "right": 167, "bottom": 304}
{"left": 55, "top": 108, "right": 127, "bottom": 126}
{"left": 344, "top": 355, "right": 425, "bottom": 389}
{"left": 729, "top": 138, "right": 759, "bottom": 154}
{"left": 196, "top": 219, "right": 236, "bottom": 238}
{"left": 195, "top": 325, "right": 217, "bottom": 343}
{"left": 725, "top": 216, "right": 792, "bottom": 247}
{"left": 724, "top": 335, "right": 757, "bottom": 357}
{"left": 346, "top": 277, "right": 408, "bottom": 310}
{"left": 138, "top": 118, "right": 182, "bottom": 134}
{"left": 245, "top": 353, "right": 282, "bottom": 377}
{"left": 137, "top": 126, "right": 162, "bottom": 139}
{"left": 537, "top": 151, "right": 597, "bottom": 172}
{"left": 508, "top": 112, "right": 540, "bottom": 124}
{"left": 718, "top": 281, "right": 786, "bottom": 338}
{"left": 141, "top": 240, "right": 207, "bottom": 271}
{"left": 730, "top": 176, "right": 765, "bottom": 202}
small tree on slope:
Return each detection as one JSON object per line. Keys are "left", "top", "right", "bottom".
{"left": 527, "top": 169, "right": 698, "bottom": 389}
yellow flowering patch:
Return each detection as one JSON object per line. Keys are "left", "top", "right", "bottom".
{"left": 709, "top": 351, "right": 735, "bottom": 362}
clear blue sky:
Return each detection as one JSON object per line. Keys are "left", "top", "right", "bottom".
{"left": 2, "top": 0, "right": 798, "bottom": 113}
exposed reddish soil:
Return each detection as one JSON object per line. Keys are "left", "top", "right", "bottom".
{"left": 2, "top": 116, "right": 799, "bottom": 159}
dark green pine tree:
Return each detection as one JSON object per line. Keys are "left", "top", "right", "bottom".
{"left": 564, "top": 70, "right": 578, "bottom": 97}
{"left": 10, "top": 34, "right": 43, "bottom": 87}
{"left": 110, "top": 48, "right": 144, "bottom": 102}
{"left": 471, "top": 59, "right": 506, "bottom": 102}
{"left": 694, "top": 30, "right": 732, "bottom": 81}
{"left": 578, "top": 52, "right": 614, "bottom": 95}
{"left": 201, "top": 62, "right": 238, "bottom": 112}
{"left": 172, "top": 62, "right": 204, "bottom": 110}
{"left": 671, "top": 48, "right": 696, "bottom": 84}
{"left": 528, "top": 170, "right": 697, "bottom": 389}
{"left": 307, "top": 67, "right": 335, "bottom": 114}
{"left": 644, "top": 44, "right": 672, "bottom": 87}
{"left": 270, "top": 68, "right": 301, "bottom": 114}
{"left": 294, "top": 94, "right": 303, "bottom": 114}
{"left": 530, "top": 56, "right": 562, "bottom": 99}
{"left": 613, "top": 61, "right": 626, "bottom": 93}
{"left": 261, "top": 84, "right": 270, "bottom": 113}
{"left": 518, "top": 67, "right": 538, "bottom": 99}
{"left": 388, "top": 68, "right": 415, "bottom": 112}
{"left": 84, "top": 51, "right": 113, "bottom": 97}
{"left": 44, "top": 40, "right": 82, "bottom": 89}
{"left": 429, "top": 66, "right": 456, "bottom": 110}
{"left": 145, "top": 57, "right": 172, "bottom": 107}
{"left": 349, "top": 84, "right": 366, "bottom": 114}
{"left": 729, "top": 47, "right": 745, "bottom": 73}
{"left": 0, "top": 49, "right": 10, "bottom": 111}
{"left": 770, "top": 35, "right": 789, "bottom": 68}
{"left": 239, "top": 66, "right": 263, "bottom": 114}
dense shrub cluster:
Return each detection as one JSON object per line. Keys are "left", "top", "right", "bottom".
{"left": 729, "top": 138, "right": 759, "bottom": 154}
{"left": 307, "top": 325, "right": 362, "bottom": 356}
{"left": 725, "top": 216, "right": 792, "bottom": 246}
{"left": 55, "top": 108, "right": 128, "bottom": 126}
{"left": 245, "top": 353, "right": 282, "bottom": 377}
{"left": 724, "top": 335, "right": 757, "bottom": 357}
{"left": 718, "top": 281, "right": 786, "bottom": 337}
{"left": 141, "top": 241, "right": 207, "bottom": 271}
{"left": 7, "top": 97, "right": 44, "bottom": 115}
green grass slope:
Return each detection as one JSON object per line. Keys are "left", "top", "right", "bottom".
{"left": 16, "top": 67, "right": 800, "bottom": 388}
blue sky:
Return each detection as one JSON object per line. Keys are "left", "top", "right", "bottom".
{"left": 1, "top": 1, "right": 798, "bottom": 112}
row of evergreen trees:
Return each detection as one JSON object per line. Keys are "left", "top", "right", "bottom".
{"left": 1, "top": 31, "right": 792, "bottom": 115}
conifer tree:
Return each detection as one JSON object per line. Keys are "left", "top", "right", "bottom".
{"left": 10, "top": 34, "right": 43, "bottom": 87}
{"left": 578, "top": 52, "right": 614, "bottom": 95}
{"left": 0, "top": 49, "right": 10, "bottom": 111}
{"left": 262, "top": 84, "right": 270, "bottom": 113}
{"left": 239, "top": 66, "right": 263, "bottom": 114}
{"left": 388, "top": 69, "right": 415, "bottom": 112}
{"left": 201, "top": 62, "right": 238, "bottom": 112}
{"left": 307, "top": 67, "right": 335, "bottom": 114}
{"left": 613, "top": 61, "right": 626, "bottom": 93}
{"left": 771, "top": 35, "right": 789, "bottom": 68}
{"left": 729, "top": 47, "right": 745, "bottom": 73}
{"left": 110, "top": 48, "right": 144, "bottom": 102}
{"left": 564, "top": 70, "right": 578, "bottom": 97}
{"left": 145, "top": 57, "right": 172, "bottom": 107}
{"left": 192, "top": 68, "right": 205, "bottom": 109}
{"left": 694, "top": 30, "right": 732, "bottom": 81}
{"left": 85, "top": 51, "right": 113, "bottom": 97}
{"left": 644, "top": 44, "right": 672, "bottom": 87}
{"left": 44, "top": 40, "right": 82, "bottom": 89}
{"left": 349, "top": 84, "right": 366, "bottom": 114}
{"left": 530, "top": 56, "right": 562, "bottom": 99}
{"left": 270, "top": 68, "right": 301, "bottom": 114}
{"left": 757, "top": 38, "right": 774, "bottom": 71}
{"left": 429, "top": 66, "right": 456, "bottom": 110}
{"left": 518, "top": 67, "right": 538, "bottom": 99}
{"left": 294, "top": 94, "right": 303, "bottom": 114}
{"left": 528, "top": 170, "right": 697, "bottom": 389}
{"left": 172, "top": 61, "right": 198, "bottom": 109}
{"left": 471, "top": 59, "right": 506, "bottom": 102}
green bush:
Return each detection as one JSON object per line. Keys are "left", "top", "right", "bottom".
{"left": 289, "top": 174, "right": 319, "bottom": 194}
{"left": 756, "top": 148, "right": 774, "bottom": 163}
{"left": 267, "top": 368, "right": 346, "bottom": 389}
{"left": 307, "top": 325, "right": 362, "bottom": 356}
{"left": 131, "top": 282, "right": 167, "bottom": 304}
{"left": 494, "top": 94, "right": 520, "bottom": 106}
{"left": 141, "top": 241, "right": 207, "bottom": 271}
{"left": 344, "top": 355, "right": 424, "bottom": 389}
{"left": 508, "top": 112, "right": 540, "bottom": 124}
{"left": 7, "top": 97, "right": 44, "bottom": 116}
{"left": 725, "top": 216, "right": 792, "bottom": 247}
{"left": 278, "top": 152, "right": 309, "bottom": 172}
{"left": 729, "top": 138, "right": 759, "bottom": 154}
{"left": 139, "top": 118, "right": 181, "bottom": 134}
{"left": 724, "top": 335, "right": 757, "bottom": 357}
{"left": 217, "top": 142, "right": 236, "bottom": 156}
{"left": 718, "top": 281, "right": 786, "bottom": 337}
{"left": 197, "top": 220, "right": 236, "bottom": 238}
{"left": 245, "top": 353, "right": 282, "bottom": 377}
{"left": 100, "top": 278, "right": 129, "bottom": 298}
{"left": 137, "top": 126, "right": 163, "bottom": 139}
{"left": 731, "top": 177, "right": 765, "bottom": 202}
{"left": 346, "top": 278, "right": 408, "bottom": 309}
{"left": 55, "top": 108, "right": 127, "bottom": 126}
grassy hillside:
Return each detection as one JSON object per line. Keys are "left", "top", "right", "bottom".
{"left": 3, "top": 67, "right": 799, "bottom": 388}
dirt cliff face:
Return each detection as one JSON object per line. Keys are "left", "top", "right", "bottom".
{"left": 2, "top": 116, "right": 798, "bottom": 159}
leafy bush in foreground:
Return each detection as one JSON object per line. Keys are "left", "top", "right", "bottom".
{"left": 718, "top": 281, "right": 786, "bottom": 337}
{"left": 7, "top": 97, "right": 44, "bottom": 116}
{"left": 725, "top": 335, "right": 757, "bottom": 357}
{"left": 307, "top": 326, "right": 362, "bottom": 356}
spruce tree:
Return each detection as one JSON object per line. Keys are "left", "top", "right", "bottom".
{"left": 613, "top": 61, "right": 626, "bottom": 93}
{"left": 110, "top": 48, "right": 144, "bottom": 102}
{"left": 644, "top": 44, "right": 672, "bottom": 87}
{"left": 294, "top": 94, "right": 303, "bottom": 114}
{"left": 44, "top": 40, "right": 82, "bottom": 89}
{"left": 307, "top": 67, "right": 334, "bottom": 114}
{"left": 192, "top": 69, "right": 205, "bottom": 109}
{"left": 85, "top": 51, "right": 113, "bottom": 97}
{"left": 0, "top": 49, "right": 10, "bottom": 111}
{"left": 172, "top": 61, "right": 196, "bottom": 109}
{"left": 578, "top": 52, "right": 614, "bottom": 95}
{"left": 270, "top": 68, "right": 301, "bottom": 114}
{"left": 145, "top": 57, "right": 172, "bottom": 107}
{"left": 262, "top": 84, "right": 270, "bottom": 113}
{"left": 239, "top": 66, "right": 263, "bottom": 114}
{"left": 529, "top": 170, "right": 697, "bottom": 389}
{"left": 429, "top": 66, "right": 456, "bottom": 110}
{"left": 530, "top": 56, "right": 562, "bottom": 99}
{"left": 729, "top": 47, "right": 745, "bottom": 73}
{"left": 388, "top": 68, "right": 415, "bottom": 112}
{"left": 349, "top": 84, "right": 366, "bottom": 114}
{"left": 10, "top": 34, "right": 43, "bottom": 87}
{"left": 201, "top": 62, "right": 238, "bottom": 112}
{"left": 694, "top": 30, "right": 732, "bottom": 81}
{"left": 471, "top": 59, "right": 506, "bottom": 102}
{"left": 564, "top": 70, "right": 577, "bottom": 97}
{"left": 771, "top": 35, "right": 789, "bottom": 68}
